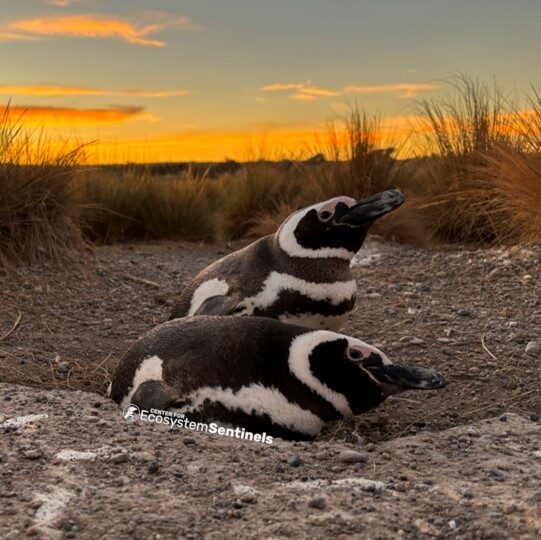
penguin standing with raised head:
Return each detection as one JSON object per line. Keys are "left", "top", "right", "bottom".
{"left": 169, "top": 190, "right": 405, "bottom": 330}
{"left": 110, "top": 316, "right": 446, "bottom": 441}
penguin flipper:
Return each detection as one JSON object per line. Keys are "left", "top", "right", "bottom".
{"left": 193, "top": 295, "right": 242, "bottom": 316}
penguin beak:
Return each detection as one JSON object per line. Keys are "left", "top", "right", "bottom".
{"left": 338, "top": 190, "right": 405, "bottom": 226}
{"left": 365, "top": 364, "right": 447, "bottom": 391}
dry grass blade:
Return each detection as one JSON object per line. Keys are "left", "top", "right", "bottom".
{"left": 0, "top": 309, "right": 22, "bottom": 341}
{"left": 480, "top": 333, "right": 498, "bottom": 362}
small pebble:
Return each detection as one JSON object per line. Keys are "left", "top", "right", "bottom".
{"left": 183, "top": 437, "right": 197, "bottom": 446}
{"left": 109, "top": 453, "right": 128, "bottom": 464}
{"left": 502, "top": 503, "right": 515, "bottom": 514}
{"left": 147, "top": 460, "right": 160, "bottom": 474}
{"left": 239, "top": 493, "right": 257, "bottom": 504}
{"left": 396, "top": 482, "right": 409, "bottom": 493}
{"left": 457, "top": 309, "right": 471, "bottom": 317}
{"left": 499, "top": 414, "right": 507, "bottom": 422}
{"left": 57, "top": 362, "right": 71, "bottom": 374}
{"left": 308, "top": 496, "right": 327, "bottom": 510}
{"left": 23, "top": 449, "right": 44, "bottom": 460}
{"left": 530, "top": 412, "right": 539, "bottom": 422}
{"left": 288, "top": 454, "right": 302, "bottom": 467}
{"left": 338, "top": 450, "right": 367, "bottom": 464}
{"left": 525, "top": 341, "right": 540, "bottom": 356}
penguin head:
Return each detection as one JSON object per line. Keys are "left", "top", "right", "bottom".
{"left": 277, "top": 190, "right": 405, "bottom": 259}
{"left": 289, "top": 331, "right": 446, "bottom": 419}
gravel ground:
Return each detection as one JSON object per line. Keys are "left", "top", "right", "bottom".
{"left": 0, "top": 383, "right": 539, "bottom": 539}
{"left": 0, "top": 238, "right": 540, "bottom": 537}
{"left": 1, "top": 239, "right": 539, "bottom": 439}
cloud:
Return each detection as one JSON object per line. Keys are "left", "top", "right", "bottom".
{"left": 261, "top": 83, "right": 305, "bottom": 92}
{"left": 299, "top": 87, "right": 340, "bottom": 98}
{"left": 343, "top": 83, "right": 440, "bottom": 98}
{"left": 290, "top": 93, "right": 317, "bottom": 101}
{"left": 5, "top": 13, "right": 200, "bottom": 47}
{"left": 261, "top": 82, "right": 338, "bottom": 100}
{"left": 0, "top": 84, "right": 189, "bottom": 98}
{"left": 261, "top": 81, "right": 440, "bottom": 100}
{"left": 0, "top": 31, "right": 42, "bottom": 42}
{"left": 44, "top": 0, "right": 82, "bottom": 7}
{"left": 2, "top": 105, "right": 153, "bottom": 125}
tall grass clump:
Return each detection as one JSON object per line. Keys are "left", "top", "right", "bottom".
{"left": 306, "top": 109, "right": 400, "bottom": 201}
{"left": 469, "top": 148, "right": 541, "bottom": 244}
{"left": 0, "top": 107, "right": 84, "bottom": 272}
{"left": 213, "top": 164, "right": 303, "bottom": 239}
{"left": 413, "top": 73, "right": 540, "bottom": 244}
{"left": 308, "top": 109, "right": 432, "bottom": 244}
{"left": 80, "top": 169, "right": 214, "bottom": 242}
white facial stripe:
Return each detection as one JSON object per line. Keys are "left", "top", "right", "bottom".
{"left": 121, "top": 355, "right": 163, "bottom": 408}
{"left": 177, "top": 384, "right": 324, "bottom": 436}
{"left": 288, "top": 331, "right": 393, "bottom": 416}
{"left": 238, "top": 272, "right": 356, "bottom": 314}
{"left": 277, "top": 200, "right": 357, "bottom": 260}
{"left": 319, "top": 196, "right": 356, "bottom": 214}
{"left": 188, "top": 278, "right": 229, "bottom": 315}
{"left": 288, "top": 331, "right": 353, "bottom": 417}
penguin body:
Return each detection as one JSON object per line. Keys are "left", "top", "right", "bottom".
{"left": 110, "top": 316, "right": 446, "bottom": 440}
{"left": 169, "top": 190, "right": 405, "bottom": 330}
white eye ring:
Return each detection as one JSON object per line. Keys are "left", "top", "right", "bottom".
{"left": 347, "top": 348, "right": 363, "bottom": 361}
{"left": 318, "top": 210, "right": 333, "bottom": 222}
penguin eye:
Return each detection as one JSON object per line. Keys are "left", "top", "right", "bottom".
{"left": 347, "top": 348, "right": 363, "bottom": 361}
{"left": 318, "top": 210, "right": 333, "bottom": 222}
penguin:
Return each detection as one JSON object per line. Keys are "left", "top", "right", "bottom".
{"left": 169, "top": 189, "right": 405, "bottom": 330}
{"left": 109, "top": 316, "right": 446, "bottom": 441}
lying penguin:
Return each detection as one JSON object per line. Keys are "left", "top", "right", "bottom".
{"left": 169, "top": 190, "right": 405, "bottom": 330}
{"left": 110, "top": 316, "right": 446, "bottom": 441}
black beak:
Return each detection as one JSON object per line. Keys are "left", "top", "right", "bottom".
{"left": 366, "top": 364, "right": 447, "bottom": 391}
{"left": 338, "top": 190, "right": 405, "bottom": 226}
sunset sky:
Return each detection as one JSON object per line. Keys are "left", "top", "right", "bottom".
{"left": 1, "top": 0, "right": 539, "bottom": 162}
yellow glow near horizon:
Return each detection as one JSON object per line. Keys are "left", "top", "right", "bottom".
{"left": 3, "top": 107, "right": 535, "bottom": 165}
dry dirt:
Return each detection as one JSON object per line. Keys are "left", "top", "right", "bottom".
{"left": 0, "top": 239, "right": 540, "bottom": 538}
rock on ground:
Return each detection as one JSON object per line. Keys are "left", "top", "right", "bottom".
{"left": 1, "top": 383, "right": 540, "bottom": 539}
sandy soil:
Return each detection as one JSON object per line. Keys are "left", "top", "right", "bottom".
{"left": 0, "top": 383, "right": 539, "bottom": 539}
{"left": 0, "top": 238, "right": 540, "bottom": 537}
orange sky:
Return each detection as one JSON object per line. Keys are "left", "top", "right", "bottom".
{"left": 1, "top": 1, "right": 538, "bottom": 163}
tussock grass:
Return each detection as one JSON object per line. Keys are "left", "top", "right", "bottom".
{"left": 241, "top": 111, "right": 417, "bottom": 241}
{"left": 413, "top": 73, "right": 541, "bottom": 244}
{"left": 80, "top": 169, "right": 214, "bottom": 242}
{"left": 2, "top": 74, "right": 540, "bottom": 269}
{"left": 213, "top": 164, "right": 302, "bottom": 240}
{"left": 306, "top": 110, "right": 400, "bottom": 201}
{"left": 0, "top": 108, "right": 85, "bottom": 272}
{"left": 469, "top": 148, "right": 541, "bottom": 244}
